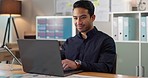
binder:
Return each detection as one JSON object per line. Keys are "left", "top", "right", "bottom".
{"left": 141, "top": 17, "right": 147, "bottom": 41}
{"left": 113, "top": 17, "right": 118, "bottom": 40}
{"left": 123, "top": 17, "right": 136, "bottom": 40}
{"left": 118, "top": 16, "right": 124, "bottom": 41}
{"left": 146, "top": 16, "right": 148, "bottom": 42}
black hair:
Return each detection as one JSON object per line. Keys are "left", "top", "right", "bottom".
{"left": 73, "top": 0, "right": 95, "bottom": 17}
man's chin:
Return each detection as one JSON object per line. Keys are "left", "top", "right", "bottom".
{"left": 78, "top": 29, "right": 85, "bottom": 32}
{"left": 77, "top": 29, "right": 83, "bottom": 32}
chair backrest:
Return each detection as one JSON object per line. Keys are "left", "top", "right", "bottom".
{"left": 111, "top": 54, "right": 117, "bottom": 74}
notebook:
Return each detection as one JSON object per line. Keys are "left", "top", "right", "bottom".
{"left": 17, "top": 39, "right": 82, "bottom": 77}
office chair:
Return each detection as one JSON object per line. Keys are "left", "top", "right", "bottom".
{"left": 111, "top": 54, "right": 117, "bottom": 74}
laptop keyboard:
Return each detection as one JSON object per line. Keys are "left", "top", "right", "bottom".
{"left": 64, "top": 68, "right": 82, "bottom": 74}
{"left": 64, "top": 68, "right": 75, "bottom": 73}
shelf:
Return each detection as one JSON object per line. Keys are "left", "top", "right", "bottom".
{"left": 115, "top": 41, "right": 139, "bottom": 43}
{"left": 110, "top": 11, "right": 148, "bottom": 14}
{"left": 141, "top": 41, "right": 148, "bottom": 43}
{"left": 111, "top": 11, "right": 148, "bottom": 76}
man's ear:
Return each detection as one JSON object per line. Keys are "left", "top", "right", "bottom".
{"left": 91, "top": 15, "right": 96, "bottom": 21}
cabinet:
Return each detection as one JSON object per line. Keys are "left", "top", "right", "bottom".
{"left": 111, "top": 11, "right": 148, "bottom": 77}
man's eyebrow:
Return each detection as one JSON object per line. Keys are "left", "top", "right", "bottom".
{"left": 73, "top": 16, "right": 77, "bottom": 17}
{"left": 73, "top": 14, "right": 87, "bottom": 17}
{"left": 80, "top": 15, "right": 87, "bottom": 17}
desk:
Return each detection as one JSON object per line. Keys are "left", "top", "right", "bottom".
{"left": 0, "top": 48, "right": 19, "bottom": 61}
{"left": 0, "top": 64, "right": 138, "bottom": 78}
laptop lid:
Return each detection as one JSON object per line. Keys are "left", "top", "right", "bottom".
{"left": 17, "top": 39, "right": 66, "bottom": 76}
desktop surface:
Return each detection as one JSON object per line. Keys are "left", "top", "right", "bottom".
{"left": 0, "top": 64, "right": 138, "bottom": 78}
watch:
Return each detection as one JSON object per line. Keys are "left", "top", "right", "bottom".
{"left": 74, "top": 60, "right": 81, "bottom": 69}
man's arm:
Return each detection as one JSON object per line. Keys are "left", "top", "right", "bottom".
{"left": 80, "top": 38, "right": 116, "bottom": 73}
{"left": 60, "top": 37, "right": 116, "bottom": 73}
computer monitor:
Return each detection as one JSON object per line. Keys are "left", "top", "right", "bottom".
{"left": 36, "top": 16, "right": 76, "bottom": 41}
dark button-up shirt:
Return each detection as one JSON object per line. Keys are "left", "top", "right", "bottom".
{"left": 61, "top": 26, "right": 116, "bottom": 73}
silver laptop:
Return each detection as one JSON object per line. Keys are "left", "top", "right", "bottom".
{"left": 17, "top": 39, "right": 82, "bottom": 77}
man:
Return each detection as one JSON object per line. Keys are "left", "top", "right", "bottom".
{"left": 61, "top": 0, "right": 116, "bottom": 73}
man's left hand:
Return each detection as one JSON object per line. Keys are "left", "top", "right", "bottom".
{"left": 62, "top": 59, "right": 77, "bottom": 70}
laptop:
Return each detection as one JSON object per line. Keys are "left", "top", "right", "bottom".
{"left": 17, "top": 39, "right": 82, "bottom": 77}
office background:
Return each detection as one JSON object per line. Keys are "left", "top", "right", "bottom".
{"left": 1, "top": 0, "right": 148, "bottom": 77}
{"left": 0, "top": 0, "right": 111, "bottom": 44}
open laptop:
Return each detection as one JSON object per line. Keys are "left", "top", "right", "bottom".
{"left": 17, "top": 39, "right": 82, "bottom": 77}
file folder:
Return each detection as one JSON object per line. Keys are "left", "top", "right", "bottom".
{"left": 146, "top": 16, "right": 148, "bottom": 42}
{"left": 141, "top": 17, "right": 147, "bottom": 41}
{"left": 123, "top": 17, "right": 136, "bottom": 40}
{"left": 113, "top": 17, "right": 118, "bottom": 40}
{"left": 118, "top": 16, "right": 124, "bottom": 41}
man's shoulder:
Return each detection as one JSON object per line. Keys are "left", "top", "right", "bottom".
{"left": 95, "top": 31, "right": 115, "bottom": 42}
{"left": 65, "top": 34, "right": 81, "bottom": 42}
{"left": 96, "top": 31, "right": 112, "bottom": 38}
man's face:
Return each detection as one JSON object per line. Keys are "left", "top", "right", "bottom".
{"left": 73, "top": 8, "right": 95, "bottom": 33}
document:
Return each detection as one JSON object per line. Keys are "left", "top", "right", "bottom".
{"left": 2, "top": 73, "right": 102, "bottom": 78}
{"left": 94, "top": 0, "right": 110, "bottom": 22}
{"left": 70, "top": 74, "right": 102, "bottom": 78}
{"left": 56, "top": 0, "right": 76, "bottom": 13}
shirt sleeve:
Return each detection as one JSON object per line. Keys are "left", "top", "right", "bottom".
{"left": 60, "top": 39, "right": 69, "bottom": 60}
{"left": 60, "top": 43, "right": 66, "bottom": 60}
{"left": 80, "top": 37, "right": 116, "bottom": 73}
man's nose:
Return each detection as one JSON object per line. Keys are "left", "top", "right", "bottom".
{"left": 76, "top": 18, "right": 82, "bottom": 25}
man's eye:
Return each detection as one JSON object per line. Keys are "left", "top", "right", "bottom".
{"left": 80, "top": 16, "right": 86, "bottom": 19}
{"left": 74, "top": 18, "right": 77, "bottom": 20}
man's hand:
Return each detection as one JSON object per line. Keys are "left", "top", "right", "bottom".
{"left": 62, "top": 59, "right": 77, "bottom": 70}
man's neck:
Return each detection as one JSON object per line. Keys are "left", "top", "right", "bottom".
{"left": 81, "top": 33, "right": 87, "bottom": 39}
{"left": 81, "top": 26, "right": 94, "bottom": 39}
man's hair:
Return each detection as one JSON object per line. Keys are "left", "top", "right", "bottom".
{"left": 73, "top": 0, "right": 95, "bottom": 17}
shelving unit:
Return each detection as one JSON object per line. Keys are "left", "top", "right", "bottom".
{"left": 111, "top": 11, "right": 148, "bottom": 77}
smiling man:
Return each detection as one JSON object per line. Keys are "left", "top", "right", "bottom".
{"left": 60, "top": 0, "right": 116, "bottom": 73}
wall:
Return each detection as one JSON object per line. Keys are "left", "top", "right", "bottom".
{"left": 22, "top": 0, "right": 55, "bottom": 32}
{"left": 0, "top": 16, "right": 8, "bottom": 46}
{"left": 20, "top": 0, "right": 111, "bottom": 38}
{"left": 0, "top": 0, "right": 55, "bottom": 45}
{"left": 19, "top": 0, "right": 55, "bottom": 36}
{"left": 0, "top": 0, "right": 111, "bottom": 45}
{"left": 94, "top": 21, "right": 111, "bottom": 36}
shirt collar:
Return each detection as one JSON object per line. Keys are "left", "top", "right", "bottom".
{"left": 78, "top": 26, "right": 98, "bottom": 39}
